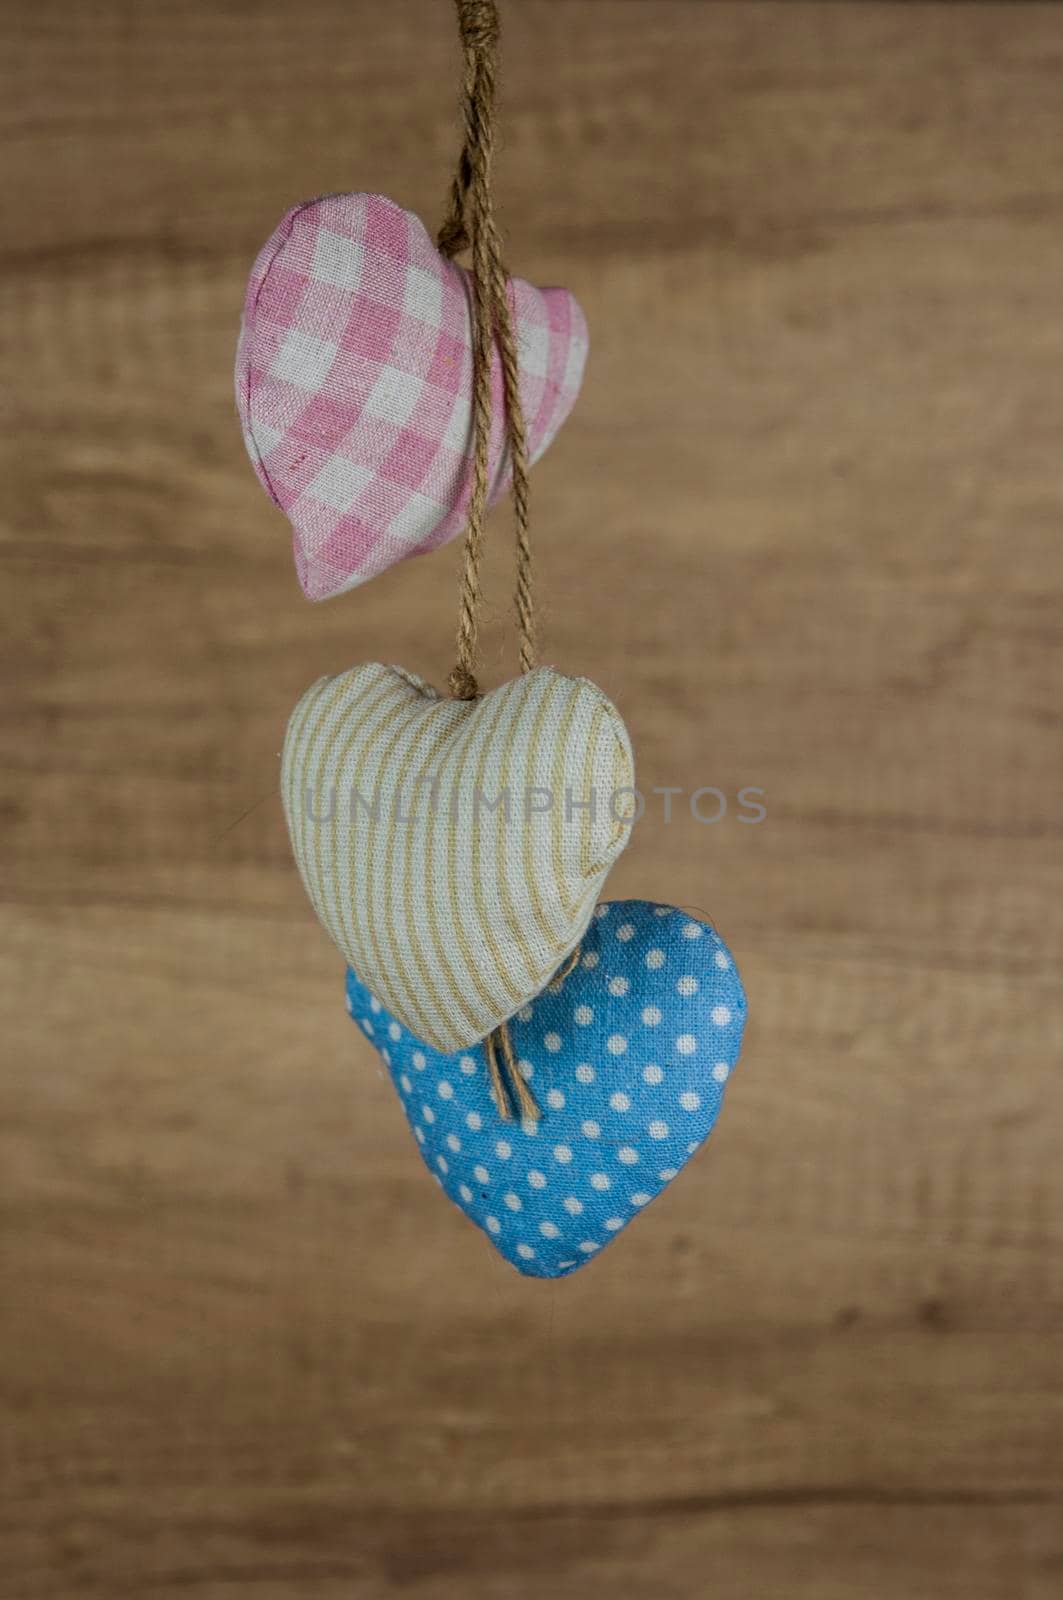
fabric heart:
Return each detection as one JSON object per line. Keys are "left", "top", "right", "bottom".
{"left": 282, "top": 663, "right": 635, "bottom": 1052}
{"left": 236, "top": 192, "right": 588, "bottom": 601}
{"left": 345, "top": 900, "right": 746, "bottom": 1277}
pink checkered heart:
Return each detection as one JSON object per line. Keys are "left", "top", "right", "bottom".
{"left": 235, "top": 192, "right": 588, "bottom": 601}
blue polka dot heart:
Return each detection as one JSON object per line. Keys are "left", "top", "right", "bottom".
{"left": 345, "top": 899, "right": 747, "bottom": 1278}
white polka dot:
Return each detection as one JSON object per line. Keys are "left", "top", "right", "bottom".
{"left": 518, "top": 1059, "right": 534, "bottom": 1081}
{"left": 496, "top": 1140, "right": 512, "bottom": 1159}
{"left": 712, "top": 1061, "right": 730, "bottom": 1083}
{"left": 516, "top": 1242, "right": 535, "bottom": 1260}
{"left": 558, "top": 1260, "right": 577, "bottom": 1269}
{"left": 609, "top": 1091, "right": 631, "bottom": 1112}
{"left": 608, "top": 976, "right": 630, "bottom": 997}
{"left": 575, "top": 1063, "right": 595, "bottom": 1084}
{"left": 679, "top": 1092, "right": 701, "bottom": 1112}
{"left": 616, "top": 922, "right": 635, "bottom": 941}
{"left": 654, "top": 906, "right": 672, "bottom": 917}
{"left": 459, "top": 1055, "right": 477, "bottom": 1075}
{"left": 504, "top": 1192, "right": 522, "bottom": 1211}
{"left": 545, "top": 1088, "right": 565, "bottom": 1110}
{"left": 486, "top": 1215, "right": 501, "bottom": 1234}
{"left": 412, "top": 1050, "right": 425, "bottom": 1070}
{"left": 414, "top": 1127, "right": 425, "bottom": 1145}
{"left": 580, "top": 1121, "right": 600, "bottom": 1140}
{"left": 643, "top": 1064, "right": 663, "bottom": 1085}
{"left": 581, "top": 951, "right": 600, "bottom": 970}
{"left": 604, "top": 1218, "right": 624, "bottom": 1231}
{"left": 369, "top": 995, "right": 382, "bottom": 1013}
{"left": 658, "top": 1167, "right": 679, "bottom": 1181}
{"left": 446, "top": 1133, "right": 461, "bottom": 1152}
{"left": 544, "top": 1032, "right": 562, "bottom": 1053}
{"left": 540, "top": 1221, "right": 560, "bottom": 1239}
{"left": 677, "top": 976, "right": 698, "bottom": 997}
{"left": 437, "top": 1080, "right": 454, "bottom": 1099}
{"left": 687, "top": 1141, "right": 698, "bottom": 1154}
{"left": 578, "top": 1240, "right": 599, "bottom": 1254}
{"left": 676, "top": 1034, "right": 697, "bottom": 1055}
{"left": 361, "top": 1019, "right": 374, "bottom": 1036}
{"left": 399, "top": 1074, "right": 412, "bottom": 1093}
{"left": 459, "top": 1183, "right": 473, "bottom": 1202}
{"left": 682, "top": 922, "right": 703, "bottom": 940}
{"left": 528, "top": 1170, "right": 546, "bottom": 1189}
{"left": 590, "top": 1172, "right": 611, "bottom": 1191}
{"left": 712, "top": 1005, "right": 732, "bottom": 1027}
{"left": 518, "top": 1005, "right": 534, "bottom": 1022}
{"left": 574, "top": 1005, "right": 594, "bottom": 1026}
{"left": 642, "top": 1006, "right": 662, "bottom": 1026}
{"left": 631, "top": 1191, "right": 652, "bottom": 1206}
{"left": 466, "top": 1111, "right": 483, "bottom": 1131}
{"left": 618, "top": 1147, "right": 639, "bottom": 1165}
{"left": 554, "top": 1143, "right": 574, "bottom": 1163}
{"left": 714, "top": 949, "right": 730, "bottom": 970}
{"left": 606, "top": 1034, "right": 628, "bottom": 1056}
{"left": 388, "top": 1022, "right": 401, "bottom": 1041}
{"left": 563, "top": 1196, "right": 583, "bottom": 1215}
{"left": 381, "top": 1049, "right": 391, "bottom": 1066}
{"left": 594, "top": 904, "right": 610, "bottom": 920}
{"left": 521, "top": 1118, "right": 538, "bottom": 1137}
{"left": 648, "top": 1120, "right": 669, "bottom": 1140}
{"left": 473, "top": 1164, "right": 490, "bottom": 1184}
{"left": 422, "top": 1105, "right": 436, "bottom": 1124}
{"left": 436, "top": 1155, "right": 448, "bottom": 1173}
{"left": 645, "top": 948, "right": 665, "bottom": 970}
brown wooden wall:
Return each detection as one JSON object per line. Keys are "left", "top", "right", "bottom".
{"left": 3, "top": 3, "right": 1062, "bottom": 1595}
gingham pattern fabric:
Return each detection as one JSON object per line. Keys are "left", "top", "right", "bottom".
{"left": 236, "top": 193, "right": 589, "bottom": 601}
{"left": 345, "top": 900, "right": 747, "bottom": 1278}
{"left": 281, "top": 663, "right": 635, "bottom": 1052}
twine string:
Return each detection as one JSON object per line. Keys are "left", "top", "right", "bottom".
{"left": 549, "top": 946, "right": 582, "bottom": 992}
{"left": 484, "top": 947, "right": 581, "bottom": 1121}
{"left": 439, "top": 0, "right": 544, "bottom": 1121}
{"left": 438, "top": 0, "right": 534, "bottom": 704}
{"left": 486, "top": 1022, "right": 539, "bottom": 1123}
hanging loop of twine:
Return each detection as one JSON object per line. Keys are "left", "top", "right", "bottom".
{"left": 438, "top": 0, "right": 534, "bottom": 703}
{"left": 438, "top": 1, "right": 545, "bottom": 1120}
{"left": 483, "top": 947, "right": 581, "bottom": 1121}
{"left": 485, "top": 1023, "right": 539, "bottom": 1123}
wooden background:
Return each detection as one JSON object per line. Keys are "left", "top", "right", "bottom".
{"left": 3, "top": 2, "right": 1062, "bottom": 1594}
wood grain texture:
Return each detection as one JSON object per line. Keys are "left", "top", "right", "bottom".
{"left": 3, "top": 2, "right": 1062, "bottom": 1595}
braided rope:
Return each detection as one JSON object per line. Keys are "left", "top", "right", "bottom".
{"left": 438, "top": 0, "right": 534, "bottom": 701}
{"left": 438, "top": 2, "right": 543, "bottom": 1119}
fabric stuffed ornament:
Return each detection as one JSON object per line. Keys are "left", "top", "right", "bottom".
{"left": 271, "top": 29, "right": 632, "bottom": 1058}
{"left": 250, "top": 0, "right": 743, "bottom": 1285}
{"left": 346, "top": 900, "right": 747, "bottom": 1277}
{"left": 236, "top": 192, "right": 587, "bottom": 600}
{"left": 282, "top": 662, "right": 635, "bottom": 1052}
{"left": 262, "top": 14, "right": 635, "bottom": 1064}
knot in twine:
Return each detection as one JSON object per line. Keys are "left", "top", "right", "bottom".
{"left": 455, "top": 0, "right": 499, "bottom": 55}
{"left": 447, "top": 663, "right": 481, "bottom": 702}
{"left": 438, "top": 0, "right": 534, "bottom": 704}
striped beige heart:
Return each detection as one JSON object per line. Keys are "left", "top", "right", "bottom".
{"left": 281, "top": 663, "right": 636, "bottom": 1051}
